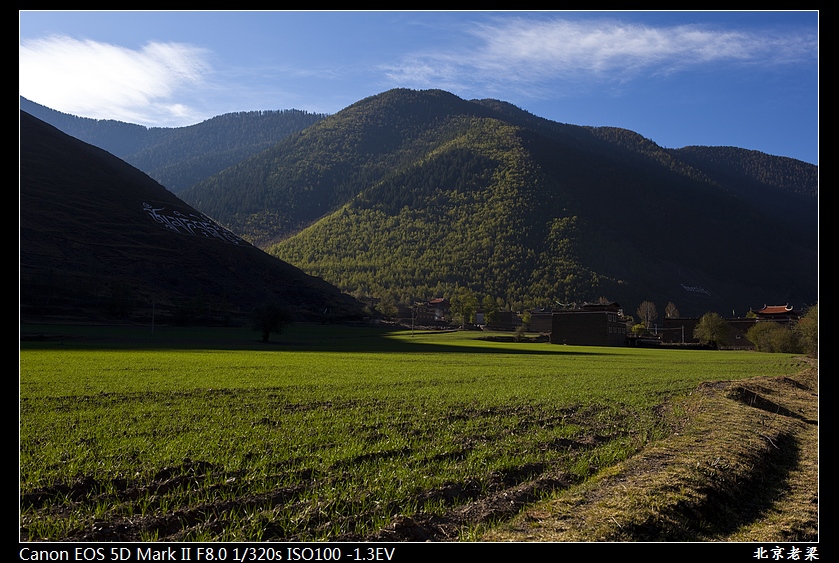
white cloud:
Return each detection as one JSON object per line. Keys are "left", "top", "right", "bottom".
{"left": 19, "top": 35, "right": 212, "bottom": 126}
{"left": 383, "top": 18, "right": 817, "bottom": 97}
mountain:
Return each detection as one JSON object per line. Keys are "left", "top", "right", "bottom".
{"left": 177, "top": 89, "right": 817, "bottom": 318}
{"left": 19, "top": 96, "right": 327, "bottom": 193}
{"left": 19, "top": 110, "right": 363, "bottom": 324}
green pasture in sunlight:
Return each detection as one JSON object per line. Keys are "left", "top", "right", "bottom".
{"left": 19, "top": 323, "right": 808, "bottom": 541}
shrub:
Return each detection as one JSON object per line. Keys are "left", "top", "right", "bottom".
{"left": 795, "top": 303, "right": 818, "bottom": 358}
{"left": 746, "top": 322, "right": 800, "bottom": 353}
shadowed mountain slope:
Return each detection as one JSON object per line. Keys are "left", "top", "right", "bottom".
{"left": 19, "top": 110, "right": 363, "bottom": 324}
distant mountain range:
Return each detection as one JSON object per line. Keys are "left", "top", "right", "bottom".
{"left": 20, "top": 96, "right": 327, "bottom": 193}
{"left": 20, "top": 89, "right": 818, "bottom": 319}
{"left": 19, "top": 110, "right": 363, "bottom": 324}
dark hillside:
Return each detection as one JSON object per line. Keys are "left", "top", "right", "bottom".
{"left": 19, "top": 110, "right": 363, "bottom": 324}
{"left": 668, "top": 145, "right": 818, "bottom": 241}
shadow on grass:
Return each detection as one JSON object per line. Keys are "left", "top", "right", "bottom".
{"left": 20, "top": 322, "right": 610, "bottom": 356}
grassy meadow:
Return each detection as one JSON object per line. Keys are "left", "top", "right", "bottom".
{"left": 19, "top": 323, "right": 809, "bottom": 541}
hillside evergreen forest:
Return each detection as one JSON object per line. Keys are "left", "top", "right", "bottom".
{"left": 179, "top": 89, "right": 817, "bottom": 316}
{"left": 23, "top": 89, "right": 818, "bottom": 318}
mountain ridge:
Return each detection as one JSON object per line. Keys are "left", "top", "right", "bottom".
{"left": 22, "top": 89, "right": 817, "bottom": 319}
{"left": 178, "top": 88, "right": 816, "bottom": 317}
{"left": 19, "top": 96, "right": 327, "bottom": 193}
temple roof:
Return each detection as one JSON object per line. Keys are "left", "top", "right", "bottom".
{"left": 756, "top": 304, "right": 798, "bottom": 316}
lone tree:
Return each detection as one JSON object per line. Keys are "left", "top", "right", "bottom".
{"left": 693, "top": 312, "right": 731, "bottom": 349}
{"left": 636, "top": 301, "right": 658, "bottom": 328}
{"left": 251, "top": 303, "right": 294, "bottom": 342}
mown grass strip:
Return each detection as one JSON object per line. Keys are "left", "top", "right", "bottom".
{"left": 480, "top": 364, "right": 818, "bottom": 542}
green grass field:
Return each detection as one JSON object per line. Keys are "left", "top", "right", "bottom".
{"left": 19, "top": 323, "right": 808, "bottom": 541}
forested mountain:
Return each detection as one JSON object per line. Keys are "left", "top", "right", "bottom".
{"left": 19, "top": 110, "right": 363, "bottom": 324}
{"left": 22, "top": 89, "right": 816, "bottom": 319}
{"left": 176, "top": 89, "right": 817, "bottom": 317}
{"left": 19, "top": 96, "right": 327, "bottom": 192}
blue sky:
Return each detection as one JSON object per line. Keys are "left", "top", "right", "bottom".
{"left": 19, "top": 10, "right": 818, "bottom": 165}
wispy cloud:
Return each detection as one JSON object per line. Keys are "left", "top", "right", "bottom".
{"left": 383, "top": 17, "right": 817, "bottom": 98}
{"left": 19, "top": 35, "right": 212, "bottom": 126}
{"left": 18, "top": 16, "right": 816, "bottom": 130}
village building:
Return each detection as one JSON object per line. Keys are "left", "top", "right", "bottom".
{"left": 411, "top": 297, "right": 451, "bottom": 326}
{"left": 550, "top": 302, "right": 627, "bottom": 347}
{"left": 528, "top": 309, "right": 554, "bottom": 333}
